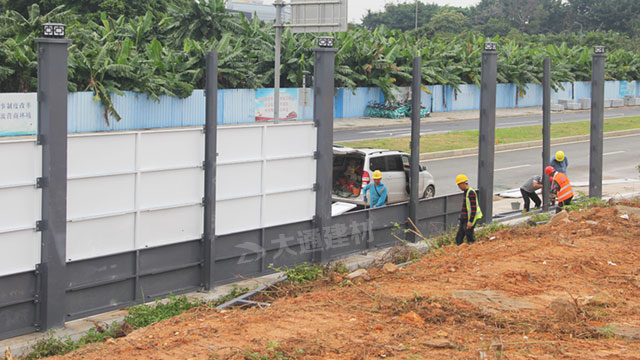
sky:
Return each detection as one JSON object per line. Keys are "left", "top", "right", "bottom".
{"left": 348, "top": 0, "right": 480, "bottom": 23}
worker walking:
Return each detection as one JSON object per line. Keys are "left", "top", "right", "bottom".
{"left": 545, "top": 166, "right": 574, "bottom": 213}
{"left": 455, "top": 174, "right": 482, "bottom": 245}
{"left": 550, "top": 150, "right": 568, "bottom": 174}
{"left": 520, "top": 175, "right": 543, "bottom": 212}
{"left": 363, "top": 170, "right": 387, "bottom": 208}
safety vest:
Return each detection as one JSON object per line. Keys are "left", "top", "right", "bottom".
{"left": 553, "top": 172, "right": 574, "bottom": 202}
{"left": 466, "top": 187, "right": 483, "bottom": 226}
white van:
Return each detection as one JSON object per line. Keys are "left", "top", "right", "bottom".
{"left": 332, "top": 145, "right": 435, "bottom": 206}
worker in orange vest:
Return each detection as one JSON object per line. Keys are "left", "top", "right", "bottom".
{"left": 545, "top": 166, "right": 574, "bottom": 213}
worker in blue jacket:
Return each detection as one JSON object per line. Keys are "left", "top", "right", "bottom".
{"left": 363, "top": 170, "right": 387, "bottom": 208}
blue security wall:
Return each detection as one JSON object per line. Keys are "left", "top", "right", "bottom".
{"left": 3, "top": 80, "right": 638, "bottom": 136}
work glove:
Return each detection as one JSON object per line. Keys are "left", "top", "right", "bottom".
{"left": 363, "top": 195, "right": 368, "bottom": 203}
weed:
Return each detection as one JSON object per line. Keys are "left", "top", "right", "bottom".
{"left": 475, "top": 221, "right": 508, "bottom": 240}
{"left": 529, "top": 212, "right": 551, "bottom": 223}
{"left": 328, "top": 262, "right": 349, "bottom": 274}
{"left": 124, "top": 294, "right": 203, "bottom": 329}
{"left": 24, "top": 297, "right": 201, "bottom": 359}
{"left": 563, "top": 191, "right": 609, "bottom": 212}
{"left": 597, "top": 324, "right": 617, "bottom": 339}
{"left": 23, "top": 333, "right": 80, "bottom": 360}
{"left": 269, "top": 262, "right": 324, "bottom": 284}
{"left": 241, "top": 340, "right": 304, "bottom": 360}
{"left": 210, "top": 285, "right": 250, "bottom": 307}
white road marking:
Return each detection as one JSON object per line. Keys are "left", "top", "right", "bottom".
{"left": 362, "top": 129, "right": 404, "bottom": 134}
{"left": 603, "top": 151, "right": 625, "bottom": 156}
{"left": 500, "top": 121, "right": 536, "bottom": 126}
{"left": 494, "top": 164, "right": 531, "bottom": 172}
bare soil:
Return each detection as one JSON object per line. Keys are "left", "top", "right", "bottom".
{"left": 51, "top": 204, "right": 640, "bottom": 359}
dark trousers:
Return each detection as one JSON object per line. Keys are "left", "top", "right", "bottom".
{"left": 455, "top": 219, "right": 475, "bottom": 245}
{"left": 556, "top": 196, "right": 573, "bottom": 213}
{"left": 520, "top": 188, "right": 541, "bottom": 212}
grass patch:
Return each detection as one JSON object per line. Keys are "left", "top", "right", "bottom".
{"left": 23, "top": 287, "right": 253, "bottom": 360}
{"left": 338, "top": 116, "right": 640, "bottom": 153}
{"left": 269, "top": 262, "right": 325, "bottom": 284}
{"left": 563, "top": 191, "right": 609, "bottom": 212}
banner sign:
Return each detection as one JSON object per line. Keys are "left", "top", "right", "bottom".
{"left": 0, "top": 93, "right": 37, "bottom": 137}
{"left": 619, "top": 81, "right": 635, "bottom": 97}
{"left": 255, "top": 88, "right": 298, "bottom": 121}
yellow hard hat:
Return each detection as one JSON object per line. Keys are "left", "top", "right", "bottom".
{"left": 372, "top": 170, "right": 383, "bottom": 180}
{"left": 455, "top": 174, "right": 469, "bottom": 185}
{"left": 555, "top": 150, "right": 565, "bottom": 162}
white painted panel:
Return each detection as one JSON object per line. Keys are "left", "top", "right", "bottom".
{"left": 67, "top": 214, "right": 135, "bottom": 261}
{"left": 67, "top": 175, "right": 135, "bottom": 219}
{"left": 217, "top": 162, "right": 262, "bottom": 199}
{"left": 139, "top": 168, "right": 203, "bottom": 208}
{"left": 138, "top": 206, "right": 203, "bottom": 248}
{"left": 0, "top": 230, "right": 40, "bottom": 276}
{"left": 216, "top": 196, "right": 261, "bottom": 235}
{"left": 0, "top": 141, "right": 39, "bottom": 186}
{"left": 264, "top": 157, "right": 316, "bottom": 193}
{"left": 0, "top": 186, "right": 40, "bottom": 230}
{"left": 139, "top": 130, "right": 204, "bottom": 170}
{"left": 68, "top": 134, "right": 135, "bottom": 176}
{"left": 264, "top": 190, "right": 315, "bottom": 227}
{"left": 217, "top": 126, "right": 262, "bottom": 163}
{"left": 264, "top": 124, "right": 316, "bottom": 158}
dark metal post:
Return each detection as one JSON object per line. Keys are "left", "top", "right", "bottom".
{"left": 408, "top": 56, "right": 421, "bottom": 242}
{"left": 542, "top": 58, "right": 551, "bottom": 211}
{"left": 589, "top": 46, "right": 606, "bottom": 199}
{"left": 203, "top": 52, "right": 218, "bottom": 289}
{"left": 37, "top": 34, "right": 71, "bottom": 330}
{"left": 312, "top": 45, "right": 336, "bottom": 263}
{"left": 477, "top": 42, "right": 498, "bottom": 224}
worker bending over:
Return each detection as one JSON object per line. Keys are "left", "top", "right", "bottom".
{"left": 545, "top": 166, "right": 574, "bottom": 213}
{"left": 520, "top": 175, "right": 543, "bottom": 212}
{"left": 455, "top": 174, "right": 483, "bottom": 245}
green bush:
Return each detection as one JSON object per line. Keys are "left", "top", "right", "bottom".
{"left": 269, "top": 262, "right": 325, "bottom": 284}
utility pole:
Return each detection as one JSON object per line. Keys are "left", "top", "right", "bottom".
{"left": 589, "top": 46, "right": 606, "bottom": 199}
{"left": 37, "top": 22, "right": 71, "bottom": 331}
{"left": 477, "top": 42, "right": 498, "bottom": 224}
{"left": 542, "top": 58, "right": 551, "bottom": 211}
{"left": 408, "top": 56, "right": 421, "bottom": 241}
{"left": 313, "top": 37, "right": 337, "bottom": 263}
{"left": 273, "top": 0, "right": 285, "bottom": 123}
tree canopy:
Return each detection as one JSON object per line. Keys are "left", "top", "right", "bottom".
{"left": 0, "top": 1, "right": 639, "bottom": 123}
{"left": 362, "top": 0, "right": 640, "bottom": 37}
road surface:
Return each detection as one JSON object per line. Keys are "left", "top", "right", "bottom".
{"left": 335, "top": 107, "right": 640, "bottom": 142}
{"left": 423, "top": 134, "right": 640, "bottom": 196}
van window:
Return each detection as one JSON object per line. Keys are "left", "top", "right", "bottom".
{"left": 369, "top": 156, "right": 386, "bottom": 172}
{"left": 386, "top": 155, "right": 404, "bottom": 171}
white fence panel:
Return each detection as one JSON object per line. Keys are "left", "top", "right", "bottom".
{"left": 66, "top": 128, "right": 205, "bottom": 261}
{"left": 0, "top": 138, "right": 41, "bottom": 276}
{"left": 216, "top": 122, "right": 317, "bottom": 235}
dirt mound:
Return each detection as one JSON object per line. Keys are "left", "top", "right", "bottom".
{"left": 51, "top": 205, "right": 640, "bottom": 359}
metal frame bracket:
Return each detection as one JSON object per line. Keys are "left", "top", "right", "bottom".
{"left": 36, "top": 220, "right": 47, "bottom": 232}
{"left": 36, "top": 177, "right": 47, "bottom": 189}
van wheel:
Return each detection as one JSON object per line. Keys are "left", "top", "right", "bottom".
{"left": 423, "top": 185, "right": 435, "bottom": 199}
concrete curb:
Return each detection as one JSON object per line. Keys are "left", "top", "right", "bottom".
{"left": 420, "top": 128, "right": 640, "bottom": 161}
